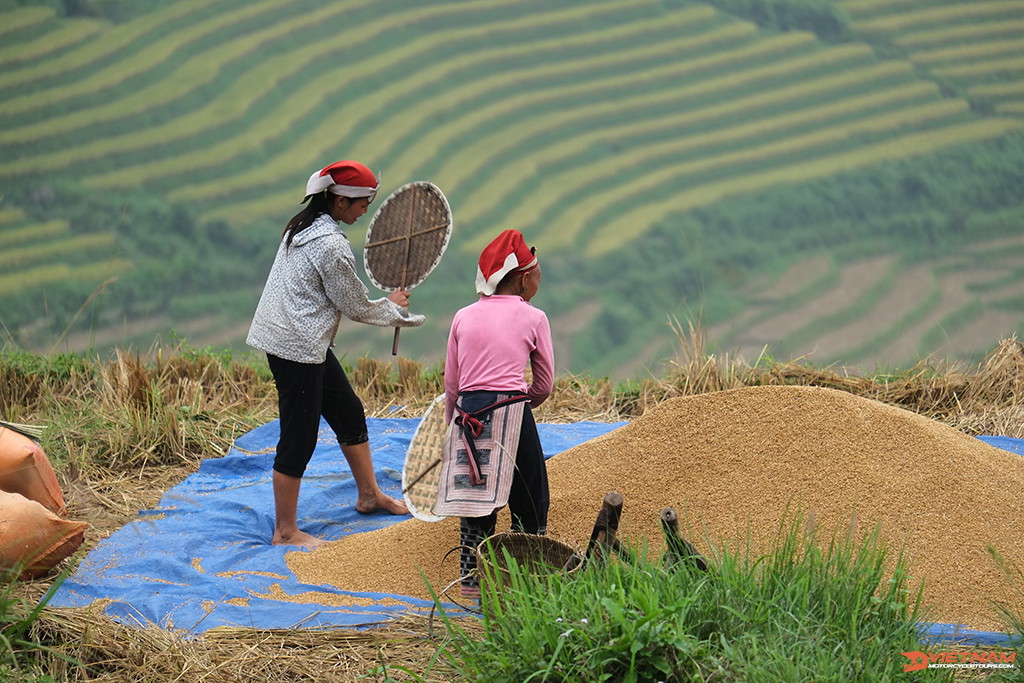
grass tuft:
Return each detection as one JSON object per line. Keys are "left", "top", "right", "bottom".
{"left": 439, "top": 516, "right": 948, "bottom": 682}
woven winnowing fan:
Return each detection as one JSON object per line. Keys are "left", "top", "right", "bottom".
{"left": 401, "top": 394, "right": 448, "bottom": 522}
{"left": 364, "top": 181, "right": 452, "bottom": 355}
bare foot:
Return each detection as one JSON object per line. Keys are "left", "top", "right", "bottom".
{"left": 355, "top": 491, "right": 409, "bottom": 515}
{"left": 272, "top": 528, "right": 327, "bottom": 549}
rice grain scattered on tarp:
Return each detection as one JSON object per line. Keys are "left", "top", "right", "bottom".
{"left": 289, "top": 385, "right": 1024, "bottom": 631}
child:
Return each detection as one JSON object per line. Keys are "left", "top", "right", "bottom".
{"left": 434, "top": 229, "right": 554, "bottom": 596}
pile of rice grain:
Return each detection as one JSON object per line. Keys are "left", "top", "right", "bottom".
{"left": 289, "top": 385, "right": 1024, "bottom": 630}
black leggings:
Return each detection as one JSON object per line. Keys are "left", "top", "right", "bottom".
{"left": 458, "top": 391, "right": 549, "bottom": 587}
{"left": 267, "top": 350, "right": 368, "bottom": 478}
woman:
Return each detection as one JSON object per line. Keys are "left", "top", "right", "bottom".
{"left": 247, "top": 160, "right": 424, "bottom": 548}
{"left": 433, "top": 229, "right": 554, "bottom": 597}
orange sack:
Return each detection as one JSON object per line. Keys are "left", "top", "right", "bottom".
{"left": 0, "top": 426, "right": 66, "bottom": 515}
{"left": 0, "top": 490, "right": 86, "bottom": 580}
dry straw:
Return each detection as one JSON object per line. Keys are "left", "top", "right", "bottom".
{"left": 0, "top": 420, "right": 45, "bottom": 438}
{"left": 31, "top": 603, "right": 475, "bottom": 682}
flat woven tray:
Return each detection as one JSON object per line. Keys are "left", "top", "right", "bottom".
{"left": 401, "top": 394, "right": 448, "bottom": 522}
{"left": 364, "top": 181, "right": 452, "bottom": 292}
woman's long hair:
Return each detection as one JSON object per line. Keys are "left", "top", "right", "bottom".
{"left": 283, "top": 192, "right": 331, "bottom": 247}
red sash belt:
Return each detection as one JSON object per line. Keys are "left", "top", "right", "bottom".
{"left": 454, "top": 393, "right": 529, "bottom": 486}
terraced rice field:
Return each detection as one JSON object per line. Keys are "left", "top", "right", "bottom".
{"left": 839, "top": 0, "right": 1024, "bottom": 117}
{"left": 1, "top": 0, "right": 1021, "bottom": 376}
{"left": 0, "top": 15, "right": 105, "bottom": 65}
{"left": 0, "top": 214, "right": 130, "bottom": 297}
{"left": 701, "top": 230, "right": 1024, "bottom": 372}
{"left": 3, "top": 0, "right": 1015, "bottom": 231}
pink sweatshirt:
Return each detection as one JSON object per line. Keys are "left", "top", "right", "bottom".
{"left": 444, "top": 295, "right": 554, "bottom": 423}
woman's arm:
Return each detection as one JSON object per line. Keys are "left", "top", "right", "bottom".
{"left": 528, "top": 313, "right": 554, "bottom": 408}
{"left": 444, "top": 320, "right": 461, "bottom": 424}
{"left": 320, "top": 238, "right": 423, "bottom": 327}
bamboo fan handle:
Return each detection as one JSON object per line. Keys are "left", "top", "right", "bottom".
{"left": 393, "top": 198, "right": 415, "bottom": 356}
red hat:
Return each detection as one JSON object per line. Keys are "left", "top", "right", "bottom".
{"left": 476, "top": 229, "right": 538, "bottom": 295}
{"left": 305, "top": 160, "right": 379, "bottom": 200}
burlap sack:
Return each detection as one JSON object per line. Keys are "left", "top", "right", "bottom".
{"left": 0, "top": 426, "right": 66, "bottom": 515}
{"left": 0, "top": 490, "right": 85, "bottom": 579}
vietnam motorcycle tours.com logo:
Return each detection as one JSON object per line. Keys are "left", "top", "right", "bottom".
{"left": 901, "top": 650, "right": 1018, "bottom": 672}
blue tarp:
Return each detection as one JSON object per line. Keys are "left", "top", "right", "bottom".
{"left": 49, "top": 419, "right": 1022, "bottom": 645}
{"left": 49, "top": 416, "right": 626, "bottom": 633}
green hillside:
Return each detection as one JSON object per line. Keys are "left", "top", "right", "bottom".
{"left": 0, "top": 0, "right": 1021, "bottom": 379}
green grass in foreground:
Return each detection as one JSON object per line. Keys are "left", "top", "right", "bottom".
{"left": 430, "top": 518, "right": 1023, "bottom": 682}
{"left": 1, "top": 570, "right": 73, "bottom": 683}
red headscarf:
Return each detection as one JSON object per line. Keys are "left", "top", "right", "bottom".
{"left": 475, "top": 229, "right": 538, "bottom": 295}
{"left": 304, "top": 160, "right": 379, "bottom": 200}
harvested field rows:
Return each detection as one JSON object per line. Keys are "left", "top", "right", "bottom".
{"left": 4, "top": 0, "right": 993, "bottom": 246}
{"left": 0, "top": 260, "right": 133, "bottom": 297}
{"left": 537, "top": 97, "right": 969, "bottom": 249}
{"left": 852, "top": 1, "right": 1023, "bottom": 32}
{"left": 0, "top": 0, "right": 349, "bottom": 143}
{"left": 709, "top": 233, "right": 1024, "bottom": 370}
{"left": 895, "top": 19, "right": 1024, "bottom": 47}
{"left": 461, "top": 63, "right": 927, "bottom": 233}
{"left": 935, "top": 56, "right": 1024, "bottom": 79}
{"left": 20, "top": 0, "right": 635, "bottom": 177}
{"left": 0, "top": 6, "right": 54, "bottom": 35}
{"left": 741, "top": 257, "right": 892, "bottom": 346}
{"left": 912, "top": 38, "right": 1024, "bottom": 65}
{"left": 205, "top": 17, "right": 782, "bottom": 225}
{"left": 585, "top": 118, "right": 1022, "bottom": 257}
{"left": 0, "top": 212, "right": 127, "bottom": 297}
{"left": 0, "top": 0, "right": 259, "bottom": 112}
{"left": 0, "top": 220, "right": 68, "bottom": 248}
{"left": 82, "top": 0, "right": 642, "bottom": 194}
{"left": 840, "top": 0, "right": 1024, "bottom": 117}
{"left": 0, "top": 233, "right": 114, "bottom": 269}
{"left": 0, "top": 18, "right": 106, "bottom": 66}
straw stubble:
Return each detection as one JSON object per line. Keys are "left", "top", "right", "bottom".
{"left": 288, "top": 385, "right": 1024, "bottom": 630}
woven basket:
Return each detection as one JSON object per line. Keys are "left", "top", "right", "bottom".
{"left": 475, "top": 532, "right": 582, "bottom": 595}
{"left": 401, "top": 394, "right": 447, "bottom": 522}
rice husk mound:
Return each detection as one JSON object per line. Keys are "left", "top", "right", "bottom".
{"left": 289, "top": 385, "right": 1024, "bottom": 630}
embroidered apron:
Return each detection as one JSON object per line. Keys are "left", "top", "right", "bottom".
{"left": 433, "top": 393, "right": 529, "bottom": 517}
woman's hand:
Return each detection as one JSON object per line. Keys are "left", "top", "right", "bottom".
{"left": 388, "top": 289, "right": 411, "bottom": 308}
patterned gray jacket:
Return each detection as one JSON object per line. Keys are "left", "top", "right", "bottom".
{"left": 246, "top": 213, "right": 425, "bottom": 364}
